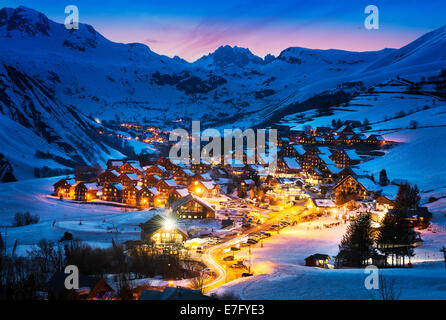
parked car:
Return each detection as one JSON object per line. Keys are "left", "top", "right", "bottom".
{"left": 247, "top": 238, "right": 258, "bottom": 244}
{"left": 223, "top": 255, "right": 234, "bottom": 261}
{"left": 230, "top": 246, "right": 240, "bottom": 251}
{"left": 230, "top": 263, "right": 245, "bottom": 269}
{"left": 241, "top": 272, "right": 253, "bottom": 277}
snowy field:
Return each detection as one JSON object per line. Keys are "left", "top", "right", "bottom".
{"left": 0, "top": 176, "right": 158, "bottom": 255}
{"left": 210, "top": 216, "right": 446, "bottom": 300}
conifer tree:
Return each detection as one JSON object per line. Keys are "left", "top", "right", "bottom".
{"left": 379, "top": 169, "right": 389, "bottom": 186}
{"left": 338, "top": 213, "right": 375, "bottom": 267}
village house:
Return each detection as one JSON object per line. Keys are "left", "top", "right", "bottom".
{"left": 71, "top": 182, "right": 88, "bottom": 201}
{"left": 106, "top": 159, "right": 125, "bottom": 172}
{"left": 155, "top": 179, "right": 179, "bottom": 197}
{"left": 365, "top": 134, "right": 386, "bottom": 145}
{"left": 101, "top": 182, "right": 124, "bottom": 202}
{"left": 138, "top": 186, "right": 160, "bottom": 207}
{"left": 188, "top": 180, "right": 221, "bottom": 198}
{"left": 306, "top": 198, "right": 337, "bottom": 214}
{"left": 119, "top": 161, "right": 143, "bottom": 177}
{"left": 122, "top": 185, "right": 140, "bottom": 206}
{"left": 329, "top": 149, "right": 361, "bottom": 168}
{"left": 119, "top": 172, "right": 140, "bottom": 187}
{"left": 97, "top": 170, "right": 119, "bottom": 186}
{"left": 145, "top": 164, "right": 169, "bottom": 178}
{"left": 140, "top": 214, "right": 188, "bottom": 245}
{"left": 335, "top": 175, "right": 381, "bottom": 202}
{"left": 142, "top": 173, "right": 161, "bottom": 187}
{"left": 172, "top": 167, "right": 195, "bottom": 186}
{"left": 277, "top": 157, "right": 301, "bottom": 175}
{"left": 84, "top": 182, "right": 99, "bottom": 201}
{"left": 171, "top": 194, "right": 216, "bottom": 219}
{"left": 53, "top": 178, "right": 75, "bottom": 197}
{"left": 335, "top": 125, "right": 355, "bottom": 136}
{"left": 304, "top": 254, "right": 330, "bottom": 268}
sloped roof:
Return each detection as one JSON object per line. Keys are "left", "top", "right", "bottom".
{"left": 344, "top": 149, "right": 361, "bottom": 161}
{"left": 292, "top": 144, "right": 306, "bottom": 155}
{"left": 140, "top": 213, "right": 187, "bottom": 238}
{"left": 171, "top": 194, "right": 215, "bottom": 213}
{"left": 283, "top": 157, "right": 301, "bottom": 170}
{"left": 313, "top": 198, "right": 336, "bottom": 208}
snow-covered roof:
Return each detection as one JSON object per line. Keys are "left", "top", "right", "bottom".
{"left": 148, "top": 187, "right": 159, "bottom": 195}
{"left": 124, "top": 173, "right": 139, "bottom": 180}
{"left": 292, "top": 144, "right": 306, "bottom": 155}
{"left": 201, "top": 180, "right": 217, "bottom": 190}
{"left": 84, "top": 182, "right": 98, "bottom": 189}
{"left": 283, "top": 157, "right": 301, "bottom": 170}
{"left": 176, "top": 188, "right": 190, "bottom": 197}
{"left": 318, "top": 153, "right": 337, "bottom": 167}
{"left": 313, "top": 198, "right": 336, "bottom": 208}
{"left": 344, "top": 149, "right": 361, "bottom": 161}
{"left": 163, "top": 179, "right": 178, "bottom": 187}
{"left": 357, "top": 177, "right": 381, "bottom": 192}
{"left": 112, "top": 183, "right": 125, "bottom": 191}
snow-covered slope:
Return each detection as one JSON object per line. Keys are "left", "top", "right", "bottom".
{"left": 0, "top": 6, "right": 445, "bottom": 180}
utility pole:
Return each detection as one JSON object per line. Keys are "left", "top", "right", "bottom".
{"left": 441, "top": 247, "right": 446, "bottom": 269}
{"left": 248, "top": 245, "right": 251, "bottom": 273}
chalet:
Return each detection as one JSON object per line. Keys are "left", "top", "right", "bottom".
{"left": 289, "top": 130, "right": 305, "bottom": 144}
{"left": 157, "top": 156, "right": 176, "bottom": 171}
{"left": 84, "top": 182, "right": 99, "bottom": 201}
{"left": 145, "top": 164, "right": 169, "bottom": 177}
{"left": 138, "top": 186, "right": 160, "bottom": 207}
{"left": 330, "top": 149, "right": 361, "bottom": 168}
{"left": 171, "top": 194, "right": 216, "bottom": 219}
{"left": 119, "top": 161, "right": 143, "bottom": 176}
{"left": 306, "top": 198, "right": 336, "bottom": 214}
{"left": 335, "top": 125, "right": 354, "bottom": 136}
{"left": 375, "top": 184, "right": 399, "bottom": 211}
{"left": 305, "top": 166, "right": 323, "bottom": 185}
{"left": 122, "top": 185, "right": 140, "bottom": 206}
{"left": 335, "top": 175, "right": 381, "bottom": 202}
{"left": 278, "top": 145, "right": 299, "bottom": 157}
{"left": 155, "top": 179, "right": 178, "bottom": 197}
{"left": 323, "top": 133, "right": 336, "bottom": 145}
{"left": 140, "top": 214, "right": 187, "bottom": 245}
{"left": 143, "top": 174, "right": 161, "bottom": 187}
{"left": 313, "top": 126, "right": 332, "bottom": 137}
{"left": 336, "top": 133, "right": 354, "bottom": 145}
{"left": 97, "top": 170, "right": 119, "bottom": 186}
{"left": 119, "top": 172, "right": 140, "bottom": 187}
{"left": 349, "top": 133, "right": 366, "bottom": 144}
{"left": 53, "top": 178, "right": 75, "bottom": 197}
{"left": 190, "top": 161, "right": 211, "bottom": 174}
{"left": 102, "top": 183, "right": 124, "bottom": 202}
{"left": 172, "top": 168, "right": 195, "bottom": 186}
{"left": 170, "top": 188, "right": 190, "bottom": 201}
{"left": 304, "top": 254, "right": 330, "bottom": 268}
{"left": 365, "top": 134, "right": 385, "bottom": 145}
{"left": 106, "top": 160, "right": 124, "bottom": 172}
{"left": 72, "top": 183, "right": 87, "bottom": 201}
{"left": 188, "top": 180, "right": 221, "bottom": 198}
{"left": 280, "top": 157, "right": 301, "bottom": 174}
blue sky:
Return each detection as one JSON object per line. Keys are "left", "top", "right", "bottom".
{"left": 3, "top": 0, "right": 446, "bottom": 61}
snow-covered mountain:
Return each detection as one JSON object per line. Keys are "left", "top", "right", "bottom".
{"left": 0, "top": 6, "right": 445, "bottom": 180}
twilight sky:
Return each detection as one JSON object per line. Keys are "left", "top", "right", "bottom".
{"left": 3, "top": 0, "right": 446, "bottom": 61}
